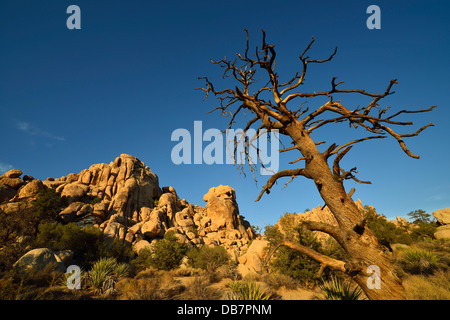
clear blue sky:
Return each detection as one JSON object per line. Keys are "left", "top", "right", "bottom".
{"left": 1, "top": 0, "right": 449, "bottom": 228}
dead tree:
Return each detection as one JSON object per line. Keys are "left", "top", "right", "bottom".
{"left": 199, "top": 29, "right": 435, "bottom": 300}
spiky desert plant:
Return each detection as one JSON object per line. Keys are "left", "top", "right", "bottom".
{"left": 403, "top": 249, "right": 438, "bottom": 274}
{"left": 318, "top": 276, "right": 363, "bottom": 300}
{"left": 88, "top": 257, "right": 129, "bottom": 293}
{"left": 227, "top": 281, "right": 274, "bottom": 300}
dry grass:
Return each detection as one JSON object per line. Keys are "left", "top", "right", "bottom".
{"left": 403, "top": 270, "right": 450, "bottom": 300}
{"left": 115, "top": 268, "right": 186, "bottom": 300}
{"left": 179, "top": 276, "right": 223, "bottom": 300}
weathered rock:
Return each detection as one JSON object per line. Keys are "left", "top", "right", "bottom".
{"left": 42, "top": 180, "right": 67, "bottom": 190}
{"left": 103, "top": 221, "right": 125, "bottom": 242}
{"left": 92, "top": 202, "right": 108, "bottom": 220}
{"left": 2, "top": 169, "right": 22, "bottom": 179}
{"left": 142, "top": 219, "right": 162, "bottom": 239}
{"left": 203, "top": 185, "right": 239, "bottom": 231}
{"left": 17, "top": 179, "right": 45, "bottom": 199}
{"left": 54, "top": 250, "right": 74, "bottom": 267}
{"left": 61, "top": 183, "right": 89, "bottom": 202}
{"left": 128, "top": 221, "right": 144, "bottom": 235}
{"left": 65, "top": 173, "right": 79, "bottom": 183}
{"left": 434, "top": 225, "right": 450, "bottom": 239}
{"left": 433, "top": 208, "right": 450, "bottom": 225}
{"left": 58, "top": 202, "right": 85, "bottom": 223}
{"left": 76, "top": 204, "right": 92, "bottom": 217}
{"left": 277, "top": 204, "right": 340, "bottom": 243}
{"left": 1, "top": 156, "right": 256, "bottom": 265}
{"left": 0, "top": 177, "right": 25, "bottom": 190}
{"left": 106, "top": 155, "right": 162, "bottom": 218}
{"left": 0, "top": 199, "right": 34, "bottom": 216}
{"left": 237, "top": 239, "right": 269, "bottom": 276}
{"left": 13, "top": 248, "right": 66, "bottom": 275}
{"left": 22, "top": 175, "right": 34, "bottom": 182}
{"left": 395, "top": 216, "right": 409, "bottom": 228}
{"left": 133, "top": 239, "right": 152, "bottom": 254}
{"left": 158, "top": 192, "right": 182, "bottom": 226}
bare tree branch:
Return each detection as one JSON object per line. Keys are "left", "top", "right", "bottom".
{"left": 255, "top": 168, "right": 311, "bottom": 201}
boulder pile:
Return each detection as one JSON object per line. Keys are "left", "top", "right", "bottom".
{"left": 0, "top": 154, "right": 255, "bottom": 264}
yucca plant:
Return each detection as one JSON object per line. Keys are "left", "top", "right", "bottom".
{"left": 403, "top": 249, "right": 438, "bottom": 274}
{"left": 88, "top": 257, "right": 129, "bottom": 294}
{"left": 227, "top": 281, "right": 274, "bottom": 300}
{"left": 318, "top": 276, "right": 363, "bottom": 300}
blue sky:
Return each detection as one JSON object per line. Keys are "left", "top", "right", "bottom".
{"left": 1, "top": 0, "right": 449, "bottom": 228}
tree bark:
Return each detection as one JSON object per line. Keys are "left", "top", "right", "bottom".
{"left": 284, "top": 123, "right": 406, "bottom": 300}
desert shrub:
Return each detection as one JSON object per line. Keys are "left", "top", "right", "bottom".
{"left": 227, "top": 280, "right": 275, "bottom": 300}
{"left": 129, "top": 248, "right": 153, "bottom": 275}
{"left": 365, "top": 207, "right": 413, "bottom": 245}
{"left": 33, "top": 188, "right": 63, "bottom": 223}
{"left": 264, "top": 223, "right": 327, "bottom": 285}
{"left": 148, "top": 232, "right": 187, "bottom": 271}
{"left": 187, "top": 245, "right": 230, "bottom": 272}
{"left": 35, "top": 222, "right": 132, "bottom": 268}
{"left": 260, "top": 272, "right": 298, "bottom": 290}
{"left": 182, "top": 276, "right": 222, "bottom": 300}
{"left": 318, "top": 276, "right": 363, "bottom": 300}
{"left": 117, "top": 276, "right": 165, "bottom": 300}
{"left": 410, "top": 222, "right": 437, "bottom": 241}
{"left": 402, "top": 248, "right": 438, "bottom": 274}
{"left": 90, "top": 197, "right": 101, "bottom": 205}
{"left": 117, "top": 268, "right": 186, "bottom": 300}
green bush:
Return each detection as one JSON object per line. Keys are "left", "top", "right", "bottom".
{"left": 410, "top": 222, "right": 437, "bottom": 241}
{"left": 35, "top": 222, "right": 131, "bottom": 268}
{"left": 365, "top": 207, "right": 413, "bottom": 245}
{"left": 148, "top": 232, "right": 187, "bottom": 271}
{"left": 33, "top": 188, "right": 64, "bottom": 223}
{"left": 264, "top": 223, "right": 326, "bottom": 285}
{"left": 187, "top": 245, "right": 230, "bottom": 272}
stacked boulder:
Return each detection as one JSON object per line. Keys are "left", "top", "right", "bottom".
{"left": 1, "top": 154, "right": 255, "bottom": 264}
{"left": 129, "top": 184, "right": 254, "bottom": 260}
{"left": 0, "top": 169, "right": 46, "bottom": 215}
{"left": 433, "top": 208, "right": 450, "bottom": 239}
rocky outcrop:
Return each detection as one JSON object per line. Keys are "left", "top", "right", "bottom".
{"left": 433, "top": 208, "right": 450, "bottom": 225}
{"left": 433, "top": 208, "right": 450, "bottom": 239}
{"left": 237, "top": 239, "right": 269, "bottom": 276}
{"left": 1, "top": 154, "right": 256, "bottom": 263}
{"left": 120, "top": 183, "right": 254, "bottom": 260}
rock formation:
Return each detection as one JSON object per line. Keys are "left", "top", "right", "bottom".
{"left": 13, "top": 248, "right": 71, "bottom": 275}
{"left": 433, "top": 208, "right": 450, "bottom": 239}
{"left": 1, "top": 154, "right": 255, "bottom": 265}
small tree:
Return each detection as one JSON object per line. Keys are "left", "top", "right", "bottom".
{"left": 407, "top": 209, "right": 432, "bottom": 224}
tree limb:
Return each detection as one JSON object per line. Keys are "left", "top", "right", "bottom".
{"left": 255, "top": 168, "right": 311, "bottom": 202}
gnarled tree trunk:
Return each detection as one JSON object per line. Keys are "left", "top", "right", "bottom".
{"left": 200, "top": 29, "right": 434, "bottom": 300}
